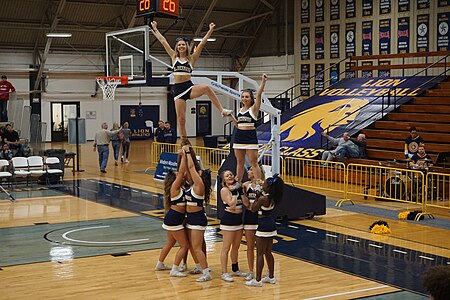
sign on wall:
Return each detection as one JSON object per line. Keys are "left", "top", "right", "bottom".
{"left": 439, "top": 0, "right": 450, "bottom": 7}
{"left": 417, "top": 14, "right": 429, "bottom": 52}
{"left": 398, "top": 0, "right": 410, "bottom": 12}
{"left": 379, "top": 61, "right": 391, "bottom": 78}
{"left": 346, "top": 23, "right": 356, "bottom": 57}
{"left": 437, "top": 12, "right": 450, "bottom": 51}
{"left": 301, "top": 0, "right": 310, "bottom": 23}
{"left": 301, "top": 64, "right": 310, "bottom": 97}
{"left": 363, "top": 0, "right": 373, "bottom": 16}
{"left": 330, "top": 63, "right": 339, "bottom": 84}
{"left": 330, "top": 25, "right": 340, "bottom": 59}
{"left": 330, "top": 0, "right": 340, "bottom": 20}
{"left": 417, "top": 0, "right": 430, "bottom": 9}
{"left": 301, "top": 27, "right": 310, "bottom": 60}
{"left": 315, "top": 26, "right": 325, "bottom": 59}
{"left": 315, "top": 64, "right": 325, "bottom": 94}
{"left": 362, "top": 21, "right": 373, "bottom": 55}
{"left": 120, "top": 105, "right": 159, "bottom": 140}
{"left": 398, "top": 17, "right": 410, "bottom": 54}
{"left": 315, "top": 0, "right": 324, "bottom": 22}
{"left": 345, "top": 61, "right": 356, "bottom": 78}
{"left": 379, "top": 19, "right": 391, "bottom": 55}
{"left": 380, "top": 0, "right": 391, "bottom": 14}
{"left": 346, "top": 0, "right": 356, "bottom": 18}
{"left": 361, "top": 61, "right": 373, "bottom": 78}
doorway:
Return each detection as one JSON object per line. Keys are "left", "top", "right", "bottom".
{"left": 51, "top": 102, "right": 80, "bottom": 142}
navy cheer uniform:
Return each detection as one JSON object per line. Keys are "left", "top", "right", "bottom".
{"left": 220, "top": 189, "right": 244, "bottom": 231}
{"left": 185, "top": 187, "right": 208, "bottom": 230}
{"left": 162, "top": 190, "right": 186, "bottom": 231}
{"left": 256, "top": 201, "right": 277, "bottom": 237}
{"left": 243, "top": 185, "right": 258, "bottom": 230}
{"left": 233, "top": 108, "right": 258, "bottom": 149}
{"left": 172, "top": 58, "right": 194, "bottom": 101}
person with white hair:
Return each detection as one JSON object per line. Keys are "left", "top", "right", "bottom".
{"left": 335, "top": 133, "right": 367, "bottom": 162}
{"left": 320, "top": 131, "right": 354, "bottom": 162}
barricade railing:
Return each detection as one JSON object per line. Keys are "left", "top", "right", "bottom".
{"left": 422, "top": 172, "right": 450, "bottom": 219}
{"left": 342, "top": 163, "right": 425, "bottom": 208}
{"left": 151, "top": 142, "right": 230, "bottom": 172}
{"left": 283, "top": 157, "right": 346, "bottom": 196}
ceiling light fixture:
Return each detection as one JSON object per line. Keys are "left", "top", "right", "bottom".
{"left": 46, "top": 33, "right": 72, "bottom": 38}
{"left": 193, "top": 38, "right": 216, "bottom": 42}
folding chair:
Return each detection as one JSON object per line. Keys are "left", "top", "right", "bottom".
{"left": 11, "top": 157, "right": 31, "bottom": 188}
{"left": 0, "top": 159, "right": 14, "bottom": 201}
{"left": 45, "top": 157, "right": 64, "bottom": 184}
{"left": 28, "top": 156, "right": 46, "bottom": 183}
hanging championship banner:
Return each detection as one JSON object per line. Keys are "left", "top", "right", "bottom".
{"left": 330, "top": 25, "right": 340, "bottom": 59}
{"left": 315, "top": 26, "right": 325, "bottom": 59}
{"left": 346, "top": 0, "right": 356, "bottom": 18}
{"left": 417, "top": 14, "right": 429, "bottom": 52}
{"left": 301, "top": 27, "right": 310, "bottom": 60}
{"left": 439, "top": 0, "right": 450, "bottom": 7}
{"left": 330, "top": 63, "right": 339, "bottom": 84}
{"left": 363, "top": 0, "right": 373, "bottom": 16}
{"left": 437, "top": 12, "right": 450, "bottom": 51}
{"left": 330, "top": 0, "right": 340, "bottom": 20}
{"left": 315, "top": 64, "right": 325, "bottom": 94}
{"left": 380, "top": 0, "right": 391, "bottom": 14}
{"left": 345, "top": 61, "right": 356, "bottom": 78}
{"left": 301, "top": 64, "right": 310, "bottom": 97}
{"left": 379, "top": 61, "right": 391, "bottom": 78}
{"left": 301, "top": 0, "right": 310, "bottom": 23}
{"left": 417, "top": 0, "right": 430, "bottom": 9}
{"left": 361, "top": 61, "right": 373, "bottom": 78}
{"left": 398, "top": 0, "right": 410, "bottom": 12}
{"left": 315, "top": 0, "right": 324, "bottom": 22}
{"left": 398, "top": 17, "right": 410, "bottom": 54}
{"left": 362, "top": 21, "right": 373, "bottom": 55}
{"left": 346, "top": 23, "right": 356, "bottom": 57}
{"left": 379, "top": 19, "right": 391, "bottom": 55}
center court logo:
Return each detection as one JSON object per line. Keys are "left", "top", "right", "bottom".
{"left": 280, "top": 98, "right": 368, "bottom": 142}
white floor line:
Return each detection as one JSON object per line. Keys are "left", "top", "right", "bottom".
{"left": 303, "top": 285, "right": 390, "bottom": 300}
{"left": 288, "top": 225, "right": 298, "bottom": 229}
{"left": 369, "top": 243, "right": 383, "bottom": 249}
{"left": 347, "top": 238, "right": 359, "bottom": 243}
{"left": 393, "top": 249, "right": 407, "bottom": 254}
{"left": 419, "top": 255, "right": 434, "bottom": 261}
{"left": 326, "top": 233, "right": 337, "bottom": 238}
{"left": 306, "top": 229, "right": 318, "bottom": 233}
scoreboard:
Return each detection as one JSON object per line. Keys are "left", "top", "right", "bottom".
{"left": 136, "top": 0, "right": 180, "bottom": 18}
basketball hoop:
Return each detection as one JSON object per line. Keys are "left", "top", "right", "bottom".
{"left": 96, "top": 76, "right": 128, "bottom": 101}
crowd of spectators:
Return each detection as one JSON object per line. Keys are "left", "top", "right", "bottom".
{"left": 154, "top": 120, "right": 177, "bottom": 144}
{"left": 0, "top": 123, "right": 26, "bottom": 161}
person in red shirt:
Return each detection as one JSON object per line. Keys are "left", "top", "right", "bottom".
{"left": 0, "top": 75, "right": 16, "bottom": 122}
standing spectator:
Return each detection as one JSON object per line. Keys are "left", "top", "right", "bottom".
{"left": 3, "top": 123, "right": 23, "bottom": 157}
{"left": 0, "top": 75, "right": 15, "bottom": 122}
{"left": 93, "top": 122, "right": 121, "bottom": 173}
{"left": 154, "top": 120, "right": 165, "bottom": 143}
{"left": 110, "top": 122, "right": 121, "bottom": 166}
{"left": 121, "top": 122, "right": 131, "bottom": 163}
{"left": 0, "top": 143, "right": 14, "bottom": 161}
{"left": 405, "top": 127, "right": 424, "bottom": 159}
{"left": 163, "top": 121, "right": 177, "bottom": 144}
{"left": 335, "top": 133, "right": 367, "bottom": 162}
{"left": 320, "top": 131, "right": 354, "bottom": 162}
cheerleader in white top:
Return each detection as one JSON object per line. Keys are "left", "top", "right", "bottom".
{"left": 245, "top": 174, "right": 284, "bottom": 287}
{"left": 151, "top": 21, "right": 233, "bottom": 143}
{"left": 233, "top": 74, "right": 267, "bottom": 183}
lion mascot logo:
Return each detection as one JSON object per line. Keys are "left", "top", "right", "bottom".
{"left": 280, "top": 98, "right": 368, "bottom": 143}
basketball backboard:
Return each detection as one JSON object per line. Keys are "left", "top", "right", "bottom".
{"left": 106, "top": 26, "right": 150, "bottom": 85}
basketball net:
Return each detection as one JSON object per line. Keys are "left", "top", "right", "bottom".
{"left": 96, "top": 76, "right": 127, "bottom": 101}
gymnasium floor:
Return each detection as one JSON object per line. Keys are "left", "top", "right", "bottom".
{"left": 1, "top": 140, "right": 448, "bottom": 299}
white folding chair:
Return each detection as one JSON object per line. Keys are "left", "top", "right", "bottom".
{"left": 0, "top": 160, "right": 14, "bottom": 201}
{"left": 11, "top": 157, "right": 31, "bottom": 187}
{"left": 28, "top": 156, "right": 46, "bottom": 181}
{"left": 45, "top": 157, "right": 63, "bottom": 184}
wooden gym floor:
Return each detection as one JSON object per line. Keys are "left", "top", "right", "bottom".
{"left": 1, "top": 139, "right": 448, "bottom": 299}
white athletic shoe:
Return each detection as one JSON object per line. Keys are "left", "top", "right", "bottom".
{"left": 221, "top": 109, "right": 233, "bottom": 117}
{"left": 244, "top": 272, "right": 253, "bottom": 281}
{"left": 125, "top": 159, "right": 129, "bottom": 163}
{"left": 196, "top": 274, "right": 212, "bottom": 282}
{"left": 188, "top": 266, "right": 202, "bottom": 274}
{"left": 261, "top": 276, "right": 276, "bottom": 284}
{"left": 155, "top": 261, "right": 171, "bottom": 271}
{"left": 221, "top": 273, "right": 234, "bottom": 282}
{"left": 178, "top": 263, "right": 187, "bottom": 272}
{"left": 245, "top": 278, "right": 262, "bottom": 287}
{"left": 170, "top": 269, "right": 187, "bottom": 277}
{"left": 231, "top": 270, "right": 247, "bottom": 277}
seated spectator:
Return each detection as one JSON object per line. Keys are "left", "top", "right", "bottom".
{"left": 335, "top": 133, "right": 367, "bottom": 162}
{"left": 410, "top": 144, "right": 432, "bottom": 169}
{"left": 163, "top": 121, "right": 177, "bottom": 144}
{"left": 3, "top": 123, "right": 23, "bottom": 157}
{"left": 320, "top": 131, "right": 354, "bottom": 162}
{"left": 422, "top": 265, "right": 450, "bottom": 300}
{"left": 0, "top": 143, "right": 13, "bottom": 160}
{"left": 405, "top": 127, "right": 424, "bottom": 159}
{"left": 154, "top": 120, "right": 165, "bottom": 142}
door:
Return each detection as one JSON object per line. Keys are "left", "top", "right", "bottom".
{"left": 51, "top": 102, "right": 80, "bottom": 142}
{"left": 196, "top": 101, "right": 211, "bottom": 137}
